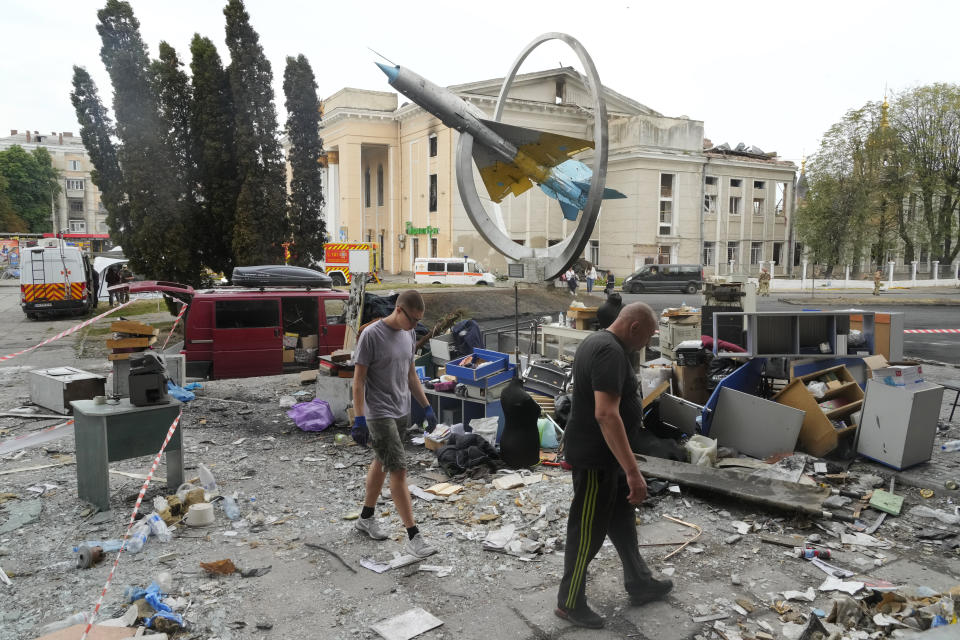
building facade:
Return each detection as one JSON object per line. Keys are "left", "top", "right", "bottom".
{"left": 0, "top": 130, "right": 108, "bottom": 238}
{"left": 314, "top": 70, "right": 797, "bottom": 278}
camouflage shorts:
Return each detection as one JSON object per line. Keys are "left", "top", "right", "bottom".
{"left": 368, "top": 417, "right": 409, "bottom": 472}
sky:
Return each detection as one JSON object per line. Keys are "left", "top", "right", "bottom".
{"left": 2, "top": 0, "right": 957, "bottom": 166}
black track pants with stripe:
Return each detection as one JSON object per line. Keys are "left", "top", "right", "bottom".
{"left": 557, "top": 467, "right": 652, "bottom": 610}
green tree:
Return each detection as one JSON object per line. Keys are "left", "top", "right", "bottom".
{"left": 891, "top": 84, "right": 960, "bottom": 265}
{"left": 70, "top": 66, "right": 128, "bottom": 247}
{"left": 0, "top": 145, "right": 60, "bottom": 233}
{"left": 0, "top": 174, "right": 29, "bottom": 232}
{"left": 189, "top": 34, "right": 239, "bottom": 276}
{"left": 283, "top": 54, "right": 326, "bottom": 267}
{"left": 96, "top": 0, "right": 200, "bottom": 284}
{"left": 224, "top": 0, "right": 289, "bottom": 266}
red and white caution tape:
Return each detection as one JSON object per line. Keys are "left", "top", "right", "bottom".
{"left": 904, "top": 329, "right": 960, "bottom": 334}
{"left": 0, "top": 300, "right": 133, "bottom": 362}
{"left": 80, "top": 411, "right": 182, "bottom": 640}
{"left": 161, "top": 300, "right": 189, "bottom": 351}
{"left": 0, "top": 419, "right": 73, "bottom": 456}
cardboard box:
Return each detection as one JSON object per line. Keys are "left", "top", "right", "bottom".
{"left": 772, "top": 364, "right": 863, "bottom": 457}
{"left": 283, "top": 348, "right": 296, "bottom": 363}
{"left": 825, "top": 380, "right": 844, "bottom": 391}
{"left": 425, "top": 435, "right": 448, "bottom": 451}
{"left": 299, "top": 334, "right": 319, "bottom": 349}
{"left": 299, "top": 369, "right": 318, "bottom": 384}
{"left": 672, "top": 364, "right": 709, "bottom": 405}
{"left": 872, "top": 364, "right": 923, "bottom": 386}
{"left": 283, "top": 332, "right": 299, "bottom": 348}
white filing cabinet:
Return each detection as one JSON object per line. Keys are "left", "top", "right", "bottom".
{"left": 856, "top": 380, "right": 944, "bottom": 470}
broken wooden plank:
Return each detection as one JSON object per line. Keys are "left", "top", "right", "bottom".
{"left": 109, "top": 320, "right": 158, "bottom": 337}
{"left": 106, "top": 335, "right": 157, "bottom": 349}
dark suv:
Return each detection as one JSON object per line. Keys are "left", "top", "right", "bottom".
{"left": 622, "top": 264, "right": 704, "bottom": 294}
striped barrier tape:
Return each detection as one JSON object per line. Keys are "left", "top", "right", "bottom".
{"left": 0, "top": 419, "right": 73, "bottom": 456}
{"left": 80, "top": 411, "right": 182, "bottom": 640}
{"left": 161, "top": 300, "right": 189, "bottom": 351}
{"left": 904, "top": 329, "right": 960, "bottom": 334}
{"left": 0, "top": 300, "right": 133, "bottom": 362}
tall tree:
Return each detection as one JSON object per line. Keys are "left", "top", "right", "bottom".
{"left": 70, "top": 66, "right": 128, "bottom": 247}
{"left": 0, "top": 145, "right": 60, "bottom": 233}
{"left": 224, "top": 0, "right": 289, "bottom": 266}
{"left": 0, "top": 174, "right": 29, "bottom": 232}
{"left": 283, "top": 54, "right": 326, "bottom": 267}
{"left": 892, "top": 84, "right": 960, "bottom": 265}
{"left": 189, "top": 34, "right": 239, "bottom": 276}
{"left": 96, "top": 0, "right": 199, "bottom": 284}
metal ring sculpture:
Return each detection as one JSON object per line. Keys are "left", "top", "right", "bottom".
{"left": 456, "top": 32, "right": 609, "bottom": 281}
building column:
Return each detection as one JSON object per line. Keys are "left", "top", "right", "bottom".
{"left": 337, "top": 142, "right": 363, "bottom": 242}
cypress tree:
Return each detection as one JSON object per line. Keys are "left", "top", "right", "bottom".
{"left": 283, "top": 54, "right": 326, "bottom": 267}
{"left": 224, "top": 0, "right": 289, "bottom": 266}
{"left": 189, "top": 34, "right": 239, "bottom": 277}
{"left": 70, "top": 66, "right": 127, "bottom": 247}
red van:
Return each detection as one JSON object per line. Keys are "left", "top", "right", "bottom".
{"left": 129, "top": 281, "right": 349, "bottom": 380}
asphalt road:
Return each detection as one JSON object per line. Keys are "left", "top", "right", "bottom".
{"left": 619, "top": 289, "right": 960, "bottom": 364}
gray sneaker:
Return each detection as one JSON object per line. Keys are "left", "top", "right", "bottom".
{"left": 355, "top": 516, "right": 388, "bottom": 541}
{"left": 404, "top": 533, "right": 437, "bottom": 558}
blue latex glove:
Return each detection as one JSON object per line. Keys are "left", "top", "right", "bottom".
{"left": 351, "top": 416, "right": 369, "bottom": 446}
{"left": 424, "top": 405, "right": 437, "bottom": 432}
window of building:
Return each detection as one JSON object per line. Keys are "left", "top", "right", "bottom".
{"left": 753, "top": 180, "right": 765, "bottom": 190}
{"left": 727, "top": 241, "right": 738, "bottom": 264}
{"left": 66, "top": 179, "right": 84, "bottom": 191}
{"left": 447, "top": 262, "right": 464, "bottom": 273}
{"left": 376, "top": 165, "right": 383, "bottom": 206}
{"left": 69, "top": 160, "right": 81, "bottom": 171}
{"left": 773, "top": 242, "right": 783, "bottom": 265}
{"left": 753, "top": 198, "right": 764, "bottom": 215}
{"left": 704, "top": 194, "right": 717, "bottom": 215}
{"left": 589, "top": 239, "right": 599, "bottom": 265}
{"left": 429, "top": 174, "right": 437, "bottom": 212}
{"left": 750, "top": 241, "right": 763, "bottom": 265}
{"left": 660, "top": 173, "right": 674, "bottom": 199}
{"left": 68, "top": 220, "right": 86, "bottom": 233}
{"left": 428, "top": 135, "right": 438, "bottom": 158}
{"left": 794, "top": 242, "right": 803, "bottom": 267}
{"left": 775, "top": 182, "right": 786, "bottom": 216}
{"left": 412, "top": 238, "right": 420, "bottom": 259}
{"left": 702, "top": 241, "right": 715, "bottom": 266}
{"left": 730, "top": 178, "right": 742, "bottom": 188}
{"left": 705, "top": 176, "right": 717, "bottom": 186}
{"left": 364, "top": 168, "right": 371, "bottom": 208}
{"left": 729, "top": 196, "right": 742, "bottom": 215}
{"left": 657, "top": 246, "right": 671, "bottom": 264}
{"left": 69, "top": 199, "right": 84, "bottom": 213}
{"left": 430, "top": 237, "right": 437, "bottom": 257}
{"left": 658, "top": 201, "right": 673, "bottom": 235}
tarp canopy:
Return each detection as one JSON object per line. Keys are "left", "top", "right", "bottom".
{"left": 92, "top": 256, "right": 128, "bottom": 299}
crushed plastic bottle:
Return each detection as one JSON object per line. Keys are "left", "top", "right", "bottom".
{"left": 940, "top": 440, "right": 960, "bottom": 452}
{"left": 38, "top": 612, "right": 91, "bottom": 634}
{"left": 144, "top": 512, "right": 171, "bottom": 543}
{"left": 198, "top": 463, "right": 218, "bottom": 496}
{"left": 221, "top": 495, "right": 241, "bottom": 520}
{"left": 908, "top": 505, "right": 960, "bottom": 525}
{"left": 124, "top": 521, "right": 151, "bottom": 554}
{"left": 72, "top": 539, "right": 124, "bottom": 553}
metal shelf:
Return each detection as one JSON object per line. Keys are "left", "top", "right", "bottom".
{"left": 711, "top": 311, "right": 876, "bottom": 359}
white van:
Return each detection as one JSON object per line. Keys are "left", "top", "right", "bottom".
{"left": 20, "top": 238, "right": 97, "bottom": 319}
{"left": 414, "top": 257, "right": 496, "bottom": 286}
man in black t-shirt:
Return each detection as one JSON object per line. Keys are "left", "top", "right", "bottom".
{"left": 555, "top": 302, "right": 673, "bottom": 629}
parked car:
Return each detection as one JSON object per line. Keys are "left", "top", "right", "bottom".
{"left": 622, "top": 264, "right": 704, "bottom": 294}
{"left": 414, "top": 257, "right": 496, "bottom": 285}
{"left": 130, "top": 271, "right": 348, "bottom": 380}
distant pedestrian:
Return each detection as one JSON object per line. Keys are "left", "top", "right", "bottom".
{"left": 605, "top": 271, "right": 615, "bottom": 295}
{"left": 105, "top": 266, "right": 121, "bottom": 306}
{"left": 597, "top": 292, "right": 624, "bottom": 329}
{"left": 565, "top": 268, "right": 578, "bottom": 296}
{"left": 586, "top": 266, "right": 597, "bottom": 293}
{"left": 873, "top": 269, "right": 882, "bottom": 296}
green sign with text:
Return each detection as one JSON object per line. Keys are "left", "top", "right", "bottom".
{"left": 405, "top": 221, "right": 439, "bottom": 236}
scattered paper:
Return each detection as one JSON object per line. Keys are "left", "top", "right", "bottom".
{"left": 872, "top": 613, "right": 908, "bottom": 628}
{"left": 840, "top": 531, "right": 890, "bottom": 548}
{"left": 371, "top": 607, "right": 443, "bottom": 640}
{"left": 0, "top": 566, "right": 11, "bottom": 586}
{"left": 781, "top": 587, "right": 816, "bottom": 602}
{"left": 425, "top": 483, "right": 462, "bottom": 497}
{"left": 360, "top": 552, "right": 422, "bottom": 574}
{"left": 492, "top": 474, "right": 524, "bottom": 490}
{"left": 818, "top": 575, "right": 864, "bottom": 595}
{"left": 810, "top": 557, "right": 855, "bottom": 579}
{"left": 408, "top": 485, "right": 437, "bottom": 502}
{"left": 231, "top": 438, "right": 246, "bottom": 445}
{"left": 418, "top": 565, "right": 453, "bottom": 577}
{"left": 731, "top": 521, "right": 752, "bottom": 535}
{"left": 482, "top": 524, "right": 516, "bottom": 551}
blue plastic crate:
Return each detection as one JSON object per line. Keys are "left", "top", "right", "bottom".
{"left": 458, "top": 363, "right": 516, "bottom": 387}
{"left": 445, "top": 348, "right": 508, "bottom": 382}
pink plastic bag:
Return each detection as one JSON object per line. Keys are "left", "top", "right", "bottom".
{"left": 287, "top": 399, "right": 335, "bottom": 432}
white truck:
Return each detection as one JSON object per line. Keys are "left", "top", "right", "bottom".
{"left": 19, "top": 238, "right": 97, "bottom": 319}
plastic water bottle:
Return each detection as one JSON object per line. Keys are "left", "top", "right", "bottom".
{"left": 198, "top": 463, "right": 218, "bottom": 495}
{"left": 940, "top": 440, "right": 960, "bottom": 452}
{"left": 145, "top": 512, "right": 171, "bottom": 543}
{"left": 221, "top": 495, "right": 240, "bottom": 520}
{"left": 72, "top": 539, "right": 124, "bottom": 553}
{"left": 124, "top": 521, "right": 150, "bottom": 554}
{"left": 38, "top": 612, "right": 91, "bottom": 634}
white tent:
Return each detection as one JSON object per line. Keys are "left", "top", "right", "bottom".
{"left": 92, "top": 256, "right": 128, "bottom": 300}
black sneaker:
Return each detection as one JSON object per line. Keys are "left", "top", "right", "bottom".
{"left": 554, "top": 604, "right": 604, "bottom": 629}
{"left": 628, "top": 577, "right": 674, "bottom": 606}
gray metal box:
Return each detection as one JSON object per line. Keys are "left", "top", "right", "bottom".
{"left": 856, "top": 380, "right": 944, "bottom": 470}
{"left": 29, "top": 367, "right": 106, "bottom": 415}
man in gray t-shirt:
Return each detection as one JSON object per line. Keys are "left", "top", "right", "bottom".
{"left": 351, "top": 289, "right": 438, "bottom": 558}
